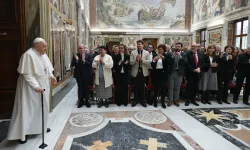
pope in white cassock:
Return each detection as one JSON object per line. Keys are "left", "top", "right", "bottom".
{"left": 7, "top": 38, "right": 57, "bottom": 143}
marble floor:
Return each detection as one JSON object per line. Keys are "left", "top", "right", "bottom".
{"left": 0, "top": 85, "right": 249, "bottom": 150}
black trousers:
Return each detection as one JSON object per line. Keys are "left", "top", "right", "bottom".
{"left": 76, "top": 78, "right": 89, "bottom": 100}
{"left": 115, "top": 73, "right": 129, "bottom": 105}
{"left": 234, "top": 72, "right": 250, "bottom": 101}
{"left": 217, "top": 71, "right": 232, "bottom": 101}
{"left": 185, "top": 72, "right": 200, "bottom": 101}
{"left": 134, "top": 71, "right": 146, "bottom": 103}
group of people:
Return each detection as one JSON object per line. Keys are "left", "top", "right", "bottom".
{"left": 72, "top": 40, "right": 250, "bottom": 109}
{"left": 5, "top": 37, "right": 250, "bottom": 144}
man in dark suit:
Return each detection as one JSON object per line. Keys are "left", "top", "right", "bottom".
{"left": 185, "top": 43, "right": 204, "bottom": 106}
{"left": 166, "top": 42, "right": 187, "bottom": 107}
{"left": 233, "top": 45, "right": 250, "bottom": 105}
{"left": 114, "top": 44, "right": 130, "bottom": 106}
{"left": 71, "top": 44, "right": 93, "bottom": 108}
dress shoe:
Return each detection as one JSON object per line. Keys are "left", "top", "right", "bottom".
{"left": 153, "top": 100, "right": 157, "bottom": 108}
{"left": 117, "top": 104, "right": 121, "bottom": 106}
{"left": 105, "top": 100, "right": 109, "bottom": 108}
{"left": 77, "top": 100, "right": 83, "bottom": 108}
{"left": 233, "top": 100, "right": 238, "bottom": 104}
{"left": 97, "top": 100, "right": 103, "bottom": 108}
{"left": 131, "top": 101, "right": 137, "bottom": 107}
{"left": 243, "top": 101, "right": 250, "bottom": 105}
{"left": 173, "top": 101, "right": 180, "bottom": 107}
{"left": 217, "top": 100, "right": 222, "bottom": 104}
{"left": 19, "top": 135, "right": 27, "bottom": 144}
{"left": 191, "top": 101, "right": 199, "bottom": 106}
{"left": 185, "top": 101, "right": 190, "bottom": 106}
{"left": 161, "top": 102, "right": 166, "bottom": 109}
{"left": 140, "top": 102, "right": 147, "bottom": 107}
{"left": 47, "top": 128, "right": 51, "bottom": 133}
{"left": 124, "top": 103, "right": 128, "bottom": 106}
{"left": 223, "top": 100, "right": 230, "bottom": 104}
{"left": 206, "top": 101, "right": 211, "bottom": 105}
{"left": 201, "top": 99, "right": 206, "bottom": 104}
{"left": 85, "top": 100, "right": 91, "bottom": 108}
{"left": 167, "top": 102, "right": 172, "bottom": 107}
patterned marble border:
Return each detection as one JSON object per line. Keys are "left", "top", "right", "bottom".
{"left": 62, "top": 118, "right": 195, "bottom": 150}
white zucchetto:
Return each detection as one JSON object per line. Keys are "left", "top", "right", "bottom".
{"left": 33, "top": 38, "right": 46, "bottom": 44}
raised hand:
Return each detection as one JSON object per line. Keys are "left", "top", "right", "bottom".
{"left": 74, "top": 54, "right": 79, "bottom": 62}
{"left": 153, "top": 56, "right": 159, "bottom": 61}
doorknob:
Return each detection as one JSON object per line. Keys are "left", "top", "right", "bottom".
{"left": 0, "top": 32, "right": 7, "bottom": 36}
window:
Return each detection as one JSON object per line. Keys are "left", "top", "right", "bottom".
{"left": 200, "top": 29, "right": 206, "bottom": 47}
{"left": 234, "top": 19, "right": 248, "bottom": 49}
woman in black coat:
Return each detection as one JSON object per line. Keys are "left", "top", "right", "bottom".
{"left": 151, "top": 44, "right": 168, "bottom": 108}
{"left": 217, "top": 45, "right": 236, "bottom": 104}
{"left": 114, "top": 44, "right": 130, "bottom": 106}
{"left": 199, "top": 45, "right": 219, "bottom": 104}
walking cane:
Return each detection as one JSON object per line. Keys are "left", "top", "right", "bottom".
{"left": 39, "top": 89, "right": 48, "bottom": 149}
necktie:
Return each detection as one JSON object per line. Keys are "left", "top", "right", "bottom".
{"left": 193, "top": 53, "right": 198, "bottom": 68}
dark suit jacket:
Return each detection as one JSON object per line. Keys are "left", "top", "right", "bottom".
{"left": 186, "top": 51, "right": 204, "bottom": 72}
{"left": 236, "top": 52, "right": 250, "bottom": 77}
{"left": 186, "top": 51, "right": 205, "bottom": 79}
{"left": 71, "top": 52, "right": 93, "bottom": 79}
{"left": 218, "top": 55, "right": 236, "bottom": 72}
{"left": 202, "top": 55, "right": 219, "bottom": 73}
{"left": 151, "top": 53, "right": 168, "bottom": 72}
{"left": 166, "top": 52, "right": 187, "bottom": 76}
{"left": 113, "top": 53, "right": 130, "bottom": 75}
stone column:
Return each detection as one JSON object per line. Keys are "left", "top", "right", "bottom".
{"left": 221, "top": 21, "right": 228, "bottom": 49}
{"left": 192, "top": 31, "right": 196, "bottom": 44}
{"left": 247, "top": 16, "right": 250, "bottom": 46}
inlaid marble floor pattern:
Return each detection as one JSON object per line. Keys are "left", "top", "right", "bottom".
{"left": 0, "top": 85, "right": 249, "bottom": 150}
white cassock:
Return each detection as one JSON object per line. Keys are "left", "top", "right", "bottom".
{"left": 7, "top": 48, "right": 54, "bottom": 141}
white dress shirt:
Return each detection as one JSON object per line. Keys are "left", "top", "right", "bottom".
{"left": 156, "top": 58, "right": 163, "bottom": 69}
{"left": 121, "top": 53, "right": 124, "bottom": 73}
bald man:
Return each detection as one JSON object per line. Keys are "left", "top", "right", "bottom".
{"left": 71, "top": 44, "right": 93, "bottom": 108}
{"left": 185, "top": 43, "right": 204, "bottom": 106}
{"left": 7, "top": 38, "right": 57, "bottom": 143}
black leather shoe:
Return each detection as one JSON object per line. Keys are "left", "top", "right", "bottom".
{"left": 243, "top": 101, "right": 250, "bottom": 105}
{"left": 217, "top": 100, "right": 222, "bottom": 104}
{"left": 141, "top": 102, "right": 147, "bottom": 107}
{"left": 185, "top": 101, "right": 190, "bottom": 106}
{"left": 77, "top": 100, "right": 83, "bottom": 108}
{"left": 223, "top": 100, "right": 230, "bottom": 104}
{"left": 191, "top": 101, "right": 199, "bottom": 106}
{"left": 161, "top": 102, "right": 166, "bottom": 108}
{"left": 173, "top": 101, "right": 180, "bottom": 107}
{"left": 85, "top": 100, "right": 91, "bottom": 108}
{"left": 105, "top": 100, "right": 109, "bottom": 108}
{"left": 233, "top": 100, "right": 238, "bottom": 104}
{"left": 153, "top": 100, "right": 157, "bottom": 108}
{"left": 19, "top": 135, "right": 27, "bottom": 144}
{"left": 206, "top": 101, "right": 211, "bottom": 105}
{"left": 124, "top": 103, "right": 128, "bottom": 106}
{"left": 98, "top": 100, "right": 103, "bottom": 108}
{"left": 201, "top": 99, "right": 206, "bottom": 104}
{"left": 47, "top": 128, "right": 51, "bottom": 133}
{"left": 132, "top": 101, "right": 137, "bottom": 107}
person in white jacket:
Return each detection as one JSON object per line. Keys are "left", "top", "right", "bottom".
{"left": 7, "top": 38, "right": 57, "bottom": 143}
{"left": 92, "top": 46, "right": 113, "bottom": 108}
